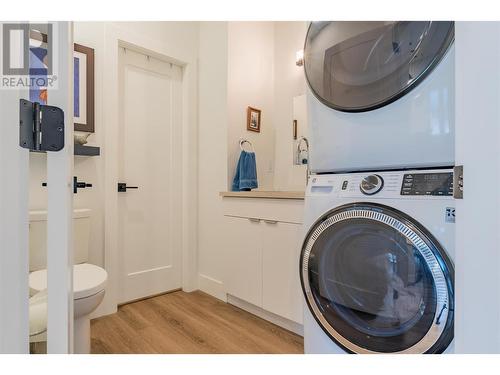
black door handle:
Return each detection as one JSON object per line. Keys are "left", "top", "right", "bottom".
{"left": 74, "top": 177, "right": 93, "bottom": 194}
{"left": 118, "top": 182, "right": 139, "bottom": 192}
{"left": 42, "top": 176, "right": 92, "bottom": 194}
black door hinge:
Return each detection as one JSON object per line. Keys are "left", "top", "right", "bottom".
{"left": 19, "top": 99, "right": 65, "bottom": 152}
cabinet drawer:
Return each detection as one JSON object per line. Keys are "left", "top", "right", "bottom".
{"left": 222, "top": 197, "right": 304, "bottom": 224}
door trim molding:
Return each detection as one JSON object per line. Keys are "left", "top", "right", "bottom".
{"left": 101, "top": 24, "right": 198, "bottom": 316}
{"left": 0, "top": 24, "right": 30, "bottom": 353}
{"left": 46, "top": 21, "right": 75, "bottom": 354}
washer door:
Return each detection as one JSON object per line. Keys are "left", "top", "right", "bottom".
{"left": 300, "top": 203, "right": 454, "bottom": 353}
{"left": 304, "top": 21, "right": 454, "bottom": 112}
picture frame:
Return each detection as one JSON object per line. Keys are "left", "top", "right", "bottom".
{"left": 28, "top": 32, "right": 95, "bottom": 133}
{"left": 247, "top": 106, "right": 261, "bottom": 133}
{"left": 73, "top": 43, "right": 95, "bottom": 133}
{"left": 28, "top": 30, "right": 49, "bottom": 105}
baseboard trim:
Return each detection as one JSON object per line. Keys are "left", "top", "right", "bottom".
{"left": 198, "top": 273, "right": 227, "bottom": 302}
{"left": 227, "top": 294, "right": 304, "bottom": 337}
{"left": 118, "top": 288, "right": 182, "bottom": 307}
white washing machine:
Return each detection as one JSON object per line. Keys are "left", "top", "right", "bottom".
{"left": 301, "top": 168, "right": 455, "bottom": 353}
{"left": 304, "top": 22, "right": 455, "bottom": 173}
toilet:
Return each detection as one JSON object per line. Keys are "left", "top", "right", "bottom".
{"left": 28, "top": 208, "right": 107, "bottom": 354}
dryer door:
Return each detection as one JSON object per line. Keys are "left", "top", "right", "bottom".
{"left": 304, "top": 21, "right": 454, "bottom": 112}
{"left": 300, "top": 203, "right": 454, "bottom": 353}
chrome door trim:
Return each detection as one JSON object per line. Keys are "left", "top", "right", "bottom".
{"left": 301, "top": 203, "right": 454, "bottom": 354}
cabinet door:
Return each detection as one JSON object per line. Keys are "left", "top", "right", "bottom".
{"left": 262, "top": 221, "right": 303, "bottom": 323}
{"left": 223, "top": 216, "right": 263, "bottom": 307}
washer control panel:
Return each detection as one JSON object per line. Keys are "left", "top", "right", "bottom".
{"left": 308, "top": 169, "right": 454, "bottom": 200}
{"left": 400, "top": 172, "right": 453, "bottom": 196}
{"left": 360, "top": 174, "right": 384, "bottom": 195}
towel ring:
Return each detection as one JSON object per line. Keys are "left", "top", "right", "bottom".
{"left": 239, "top": 138, "right": 254, "bottom": 152}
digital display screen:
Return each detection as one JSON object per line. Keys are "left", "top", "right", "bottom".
{"left": 401, "top": 172, "right": 453, "bottom": 196}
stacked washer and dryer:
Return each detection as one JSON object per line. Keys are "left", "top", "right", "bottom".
{"left": 300, "top": 22, "right": 456, "bottom": 354}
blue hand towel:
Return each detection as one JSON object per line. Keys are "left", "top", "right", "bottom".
{"left": 232, "top": 151, "right": 258, "bottom": 191}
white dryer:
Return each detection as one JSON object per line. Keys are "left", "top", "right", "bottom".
{"left": 304, "top": 22, "right": 455, "bottom": 173}
{"left": 301, "top": 168, "right": 455, "bottom": 353}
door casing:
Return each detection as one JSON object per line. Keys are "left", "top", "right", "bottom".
{"left": 101, "top": 25, "right": 199, "bottom": 315}
{"left": 117, "top": 47, "right": 183, "bottom": 303}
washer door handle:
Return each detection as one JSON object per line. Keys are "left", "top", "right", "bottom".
{"left": 435, "top": 303, "right": 447, "bottom": 325}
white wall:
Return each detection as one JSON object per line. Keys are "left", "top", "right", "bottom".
{"left": 273, "top": 22, "right": 308, "bottom": 191}
{"left": 225, "top": 21, "right": 308, "bottom": 192}
{"left": 227, "top": 22, "right": 276, "bottom": 191}
{"left": 197, "top": 22, "right": 229, "bottom": 300}
{"left": 455, "top": 21, "right": 500, "bottom": 353}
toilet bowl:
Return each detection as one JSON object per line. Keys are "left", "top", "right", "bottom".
{"left": 29, "top": 263, "right": 108, "bottom": 353}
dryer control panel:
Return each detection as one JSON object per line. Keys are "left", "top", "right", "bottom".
{"left": 400, "top": 172, "right": 453, "bottom": 196}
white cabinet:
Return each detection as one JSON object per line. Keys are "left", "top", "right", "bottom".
{"left": 224, "top": 216, "right": 262, "bottom": 307}
{"left": 223, "top": 199, "right": 304, "bottom": 325}
{"left": 262, "top": 220, "right": 303, "bottom": 323}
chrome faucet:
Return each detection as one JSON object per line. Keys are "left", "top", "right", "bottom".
{"left": 296, "top": 136, "right": 310, "bottom": 185}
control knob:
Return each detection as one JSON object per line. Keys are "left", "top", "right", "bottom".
{"left": 360, "top": 174, "right": 384, "bottom": 195}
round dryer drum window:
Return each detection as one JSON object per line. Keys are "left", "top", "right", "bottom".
{"left": 300, "top": 203, "right": 454, "bottom": 354}
{"left": 304, "top": 21, "right": 454, "bottom": 112}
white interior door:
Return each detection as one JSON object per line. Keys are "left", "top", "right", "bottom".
{"left": 118, "top": 47, "right": 183, "bottom": 304}
{"left": 0, "top": 21, "right": 73, "bottom": 354}
{"left": 0, "top": 22, "right": 30, "bottom": 353}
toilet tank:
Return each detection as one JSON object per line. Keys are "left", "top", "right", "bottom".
{"left": 29, "top": 208, "right": 91, "bottom": 272}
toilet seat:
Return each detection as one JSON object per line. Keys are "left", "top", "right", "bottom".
{"left": 29, "top": 263, "right": 107, "bottom": 300}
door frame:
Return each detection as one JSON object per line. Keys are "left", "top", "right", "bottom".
{"left": 0, "top": 21, "right": 74, "bottom": 353}
{"left": 101, "top": 24, "right": 198, "bottom": 315}
{"left": 0, "top": 23, "right": 30, "bottom": 353}
{"left": 45, "top": 21, "right": 75, "bottom": 354}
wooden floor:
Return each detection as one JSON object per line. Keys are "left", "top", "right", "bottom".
{"left": 91, "top": 290, "right": 304, "bottom": 354}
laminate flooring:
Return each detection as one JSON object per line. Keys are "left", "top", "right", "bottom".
{"left": 91, "top": 290, "right": 304, "bottom": 354}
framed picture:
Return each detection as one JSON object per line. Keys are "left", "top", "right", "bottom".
{"left": 74, "top": 43, "right": 95, "bottom": 133}
{"left": 28, "top": 33, "right": 95, "bottom": 133}
{"left": 247, "top": 106, "right": 261, "bottom": 133}
{"left": 29, "top": 30, "right": 49, "bottom": 105}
